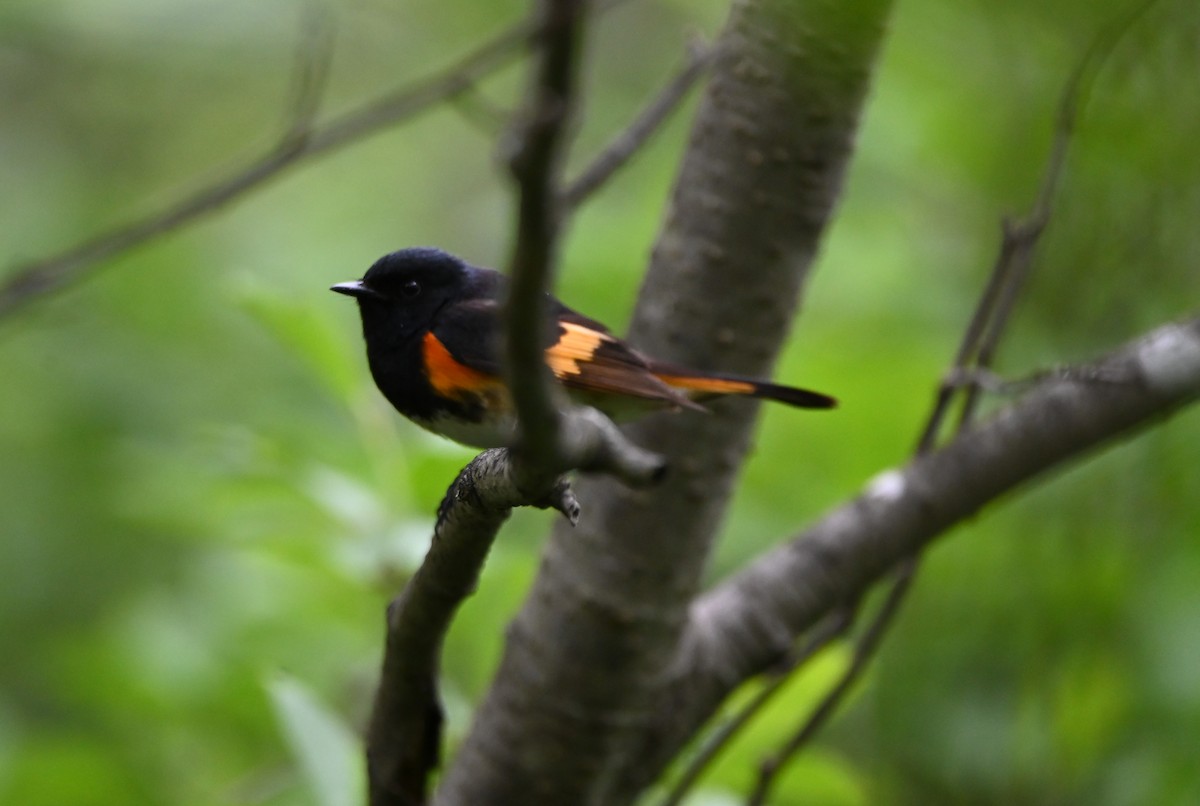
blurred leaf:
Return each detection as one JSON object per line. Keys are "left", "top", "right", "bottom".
{"left": 234, "top": 279, "right": 360, "bottom": 405}
{"left": 772, "top": 750, "right": 868, "bottom": 806}
{"left": 267, "top": 673, "right": 364, "bottom": 806}
{"left": 304, "top": 464, "right": 388, "bottom": 532}
{"left": 1052, "top": 652, "right": 1130, "bottom": 780}
{"left": 677, "top": 788, "right": 741, "bottom": 806}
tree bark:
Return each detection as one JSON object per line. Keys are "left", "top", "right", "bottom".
{"left": 435, "top": 1, "right": 893, "bottom": 802}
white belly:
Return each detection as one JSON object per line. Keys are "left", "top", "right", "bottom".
{"left": 412, "top": 412, "right": 518, "bottom": 449}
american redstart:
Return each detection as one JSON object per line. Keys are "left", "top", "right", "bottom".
{"left": 332, "top": 248, "right": 835, "bottom": 448}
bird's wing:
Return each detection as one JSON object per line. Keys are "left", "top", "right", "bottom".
{"left": 429, "top": 299, "right": 697, "bottom": 409}
{"left": 426, "top": 298, "right": 504, "bottom": 373}
{"left": 544, "top": 309, "right": 700, "bottom": 408}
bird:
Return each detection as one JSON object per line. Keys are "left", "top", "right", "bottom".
{"left": 331, "top": 247, "right": 835, "bottom": 448}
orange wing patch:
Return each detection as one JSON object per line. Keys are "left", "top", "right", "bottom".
{"left": 544, "top": 321, "right": 610, "bottom": 380}
{"left": 422, "top": 332, "right": 502, "bottom": 399}
{"left": 654, "top": 374, "right": 756, "bottom": 396}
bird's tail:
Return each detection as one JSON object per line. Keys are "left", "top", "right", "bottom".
{"left": 650, "top": 364, "right": 836, "bottom": 409}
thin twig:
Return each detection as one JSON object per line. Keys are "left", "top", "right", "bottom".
{"left": 922, "top": 0, "right": 1163, "bottom": 442}
{"left": 280, "top": 0, "right": 337, "bottom": 149}
{"left": 746, "top": 559, "right": 917, "bottom": 806}
{"left": 448, "top": 86, "right": 513, "bottom": 139}
{"left": 657, "top": 609, "right": 854, "bottom": 806}
{"left": 955, "top": 0, "right": 1163, "bottom": 428}
{"left": 740, "top": 5, "right": 1164, "bottom": 804}
{"left": 0, "top": 12, "right": 539, "bottom": 321}
{"left": 504, "top": 0, "right": 588, "bottom": 469}
{"left": 562, "top": 39, "right": 713, "bottom": 209}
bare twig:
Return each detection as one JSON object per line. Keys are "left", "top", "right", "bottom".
{"left": 503, "top": 0, "right": 587, "bottom": 469}
{"left": 658, "top": 609, "right": 854, "bottom": 806}
{"left": 737, "top": 5, "right": 1165, "bottom": 802}
{"left": 448, "top": 86, "right": 512, "bottom": 139}
{"left": 281, "top": 0, "right": 337, "bottom": 149}
{"left": 955, "top": 0, "right": 1163, "bottom": 428}
{"left": 561, "top": 40, "right": 713, "bottom": 209}
{"left": 0, "top": 12, "right": 538, "bottom": 320}
{"left": 745, "top": 559, "right": 917, "bottom": 806}
{"left": 921, "top": 0, "right": 1163, "bottom": 441}
{"left": 557, "top": 405, "right": 669, "bottom": 486}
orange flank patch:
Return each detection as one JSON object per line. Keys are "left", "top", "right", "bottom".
{"left": 544, "top": 321, "right": 609, "bottom": 380}
{"left": 422, "top": 332, "right": 501, "bottom": 398}
{"left": 654, "top": 374, "right": 756, "bottom": 396}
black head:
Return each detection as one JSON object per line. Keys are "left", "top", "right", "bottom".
{"left": 331, "top": 247, "right": 471, "bottom": 344}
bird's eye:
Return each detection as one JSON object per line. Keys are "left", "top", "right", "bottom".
{"left": 401, "top": 280, "right": 421, "bottom": 298}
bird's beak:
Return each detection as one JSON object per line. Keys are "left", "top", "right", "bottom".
{"left": 330, "top": 280, "right": 382, "bottom": 300}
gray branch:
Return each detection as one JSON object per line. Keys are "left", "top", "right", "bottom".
{"left": 626, "top": 316, "right": 1200, "bottom": 781}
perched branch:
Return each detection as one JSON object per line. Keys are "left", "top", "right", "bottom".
{"left": 557, "top": 405, "right": 669, "bottom": 487}
{"left": 503, "top": 0, "right": 587, "bottom": 470}
{"left": 366, "top": 450, "right": 522, "bottom": 806}
{"left": 366, "top": 408, "right": 663, "bottom": 806}
{"left": 561, "top": 40, "right": 713, "bottom": 209}
{"left": 629, "top": 315, "right": 1200, "bottom": 786}
{"left": 0, "top": 12, "right": 538, "bottom": 320}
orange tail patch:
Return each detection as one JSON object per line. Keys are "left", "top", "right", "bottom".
{"left": 654, "top": 374, "right": 756, "bottom": 396}
{"left": 654, "top": 370, "right": 837, "bottom": 409}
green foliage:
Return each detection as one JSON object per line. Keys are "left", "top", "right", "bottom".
{"left": 268, "top": 674, "right": 364, "bottom": 806}
{"left": 1, "top": 0, "right": 1198, "bottom": 803}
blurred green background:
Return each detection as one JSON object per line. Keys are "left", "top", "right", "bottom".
{"left": 2, "top": 1, "right": 1198, "bottom": 804}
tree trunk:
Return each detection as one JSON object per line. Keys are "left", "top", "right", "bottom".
{"left": 435, "top": 0, "right": 893, "bottom": 802}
